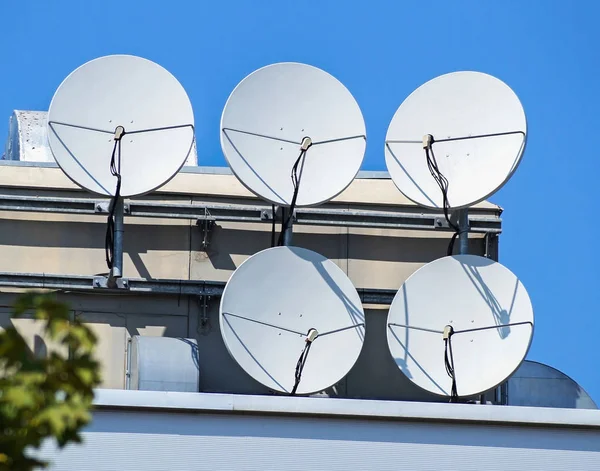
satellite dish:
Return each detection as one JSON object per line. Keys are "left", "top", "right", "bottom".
{"left": 220, "top": 246, "right": 365, "bottom": 395}
{"left": 385, "top": 71, "right": 527, "bottom": 209}
{"left": 47, "top": 54, "right": 195, "bottom": 197}
{"left": 220, "top": 62, "right": 366, "bottom": 207}
{"left": 386, "top": 255, "right": 534, "bottom": 398}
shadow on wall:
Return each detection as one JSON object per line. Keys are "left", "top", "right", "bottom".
{"left": 0, "top": 219, "right": 191, "bottom": 279}
{"left": 0, "top": 218, "right": 485, "bottom": 268}
{"left": 203, "top": 225, "right": 485, "bottom": 272}
{"left": 0, "top": 312, "right": 50, "bottom": 360}
{"left": 192, "top": 300, "right": 442, "bottom": 402}
{"left": 343, "top": 308, "right": 442, "bottom": 402}
{"left": 194, "top": 300, "right": 274, "bottom": 396}
{"left": 73, "top": 310, "right": 188, "bottom": 341}
{"left": 0, "top": 219, "right": 190, "bottom": 251}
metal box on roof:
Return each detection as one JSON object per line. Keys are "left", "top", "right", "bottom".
{"left": 507, "top": 360, "right": 597, "bottom": 409}
{"left": 129, "top": 336, "right": 200, "bottom": 392}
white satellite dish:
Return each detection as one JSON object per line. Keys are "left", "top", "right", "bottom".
{"left": 385, "top": 71, "right": 527, "bottom": 209}
{"left": 220, "top": 62, "right": 366, "bottom": 207}
{"left": 220, "top": 246, "right": 365, "bottom": 395}
{"left": 386, "top": 255, "right": 534, "bottom": 398}
{"left": 47, "top": 54, "right": 195, "bottom": 197}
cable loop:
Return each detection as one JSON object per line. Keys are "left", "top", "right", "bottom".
{"left": 105, "top": 136, "right": 122, "bottom": 270}
{"left": 423, "top": 136, "right": 461, "bottom": 255}
{"left": 278, "top": 146, "right": 308, "bottom": 246}
{"left": 290, "top": 328, "right": 318, "bottom": 395}
{"left": 443, "top": 325, "right": 459, "bottom": 402}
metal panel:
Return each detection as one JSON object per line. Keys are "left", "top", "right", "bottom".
{"left": 508, "top": 360, "right": 598, "bottom": 409}
{"left": 36, "top": 392, "right": 600, "bottom": 471}
{"left": 83, "top": 389, "right": 600, "bottom": 426}
{"left": 3, "top": 111, "right": 54, "bottom": 162}
{"left": 0, "top": 193, "right": 501, "bottom": 233}
{"left": 0, "top": 273, "right": 396, "bottom": 304}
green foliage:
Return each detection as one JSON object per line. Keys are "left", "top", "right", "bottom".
{"left": 0, "top": 293, "right": 101, "bottom": 470}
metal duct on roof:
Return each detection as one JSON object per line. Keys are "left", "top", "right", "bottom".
{"left": 507, "top": 360, "right": 597, "bottom": 409}
{"left": 129, "top": 336, "right": 200, "bottom": 393}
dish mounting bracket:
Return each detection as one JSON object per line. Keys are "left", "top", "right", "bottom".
{"left": 196, "top": 208, "right": 215, "bottom": 250}
{"left": 197, "top": 293, "right": 211, "bottom": 333}
{"left": 92, "top": 275, "right": 130, "bottom": 290}
{"left": 452, "top": 208, "right": 470, "bottom": 254}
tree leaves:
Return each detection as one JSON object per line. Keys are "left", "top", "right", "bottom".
{"left": 0, "top": 292, "right": 101, "bottom": 470}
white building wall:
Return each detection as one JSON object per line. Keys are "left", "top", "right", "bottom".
{"left": 37, "top": 391, "right": 600, "bottom": 471}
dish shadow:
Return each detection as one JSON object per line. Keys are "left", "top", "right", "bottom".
{"left": 290, "top": 247, "right": 365, "bottom": 343}
{"left": 387, "top": 324, "right": 446, "bottom": 395}
{"left": 222, "top": 129, "right": 287, "bottom": 203}
{"left": 222, "top": 313, "right": 287, "bottom": 392}
{"left": 49, "top": 123, "right": 111, "bottom": 194}
{"left": 458, "top": 259, "right": 521, "bottom": 339}
{"left": 386, "top": 142, "right": 437, "bottom": 207}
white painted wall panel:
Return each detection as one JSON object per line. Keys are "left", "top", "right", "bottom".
{"left": 39, "top": 408, "right": 600, "bottom": 471}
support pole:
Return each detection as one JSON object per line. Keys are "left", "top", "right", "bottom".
{"left": 111, "top": 198, "right": 125, "bottom": 280}
{"left": 457, "top": 208, "right": 469, "bottom": 255}
{"left": 281, "top": 207, "right": 294, "bottom": 246}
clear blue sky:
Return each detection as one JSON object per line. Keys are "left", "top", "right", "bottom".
{"left": 1, "top": 1, "right": 599, "bottom": 402}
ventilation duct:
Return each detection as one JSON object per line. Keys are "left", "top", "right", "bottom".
{"left": 128, "top": 336, "right": 200, "bottom": 392}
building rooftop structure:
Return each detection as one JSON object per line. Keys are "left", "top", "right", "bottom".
{"left": 2, "top": 110, "right": 599, "bottom": 470}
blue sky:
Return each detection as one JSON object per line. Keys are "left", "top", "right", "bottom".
{"left": 1, "top": 1, "right": 599, "bottom": 402}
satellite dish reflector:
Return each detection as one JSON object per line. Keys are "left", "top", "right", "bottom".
{"left": 385, "top": 71, "right": 526, "bottom": 209}
{"left": 221, "top": 62, "right": 366, "bottom": 207}
{"left": 387, "top": 255, "right": 534, "bottom": 398}
{"left": 220, "top": 246, "right": 365, "bottom": 395}
{"left": 47, "top": 55, "right": 195, "bottom": 197}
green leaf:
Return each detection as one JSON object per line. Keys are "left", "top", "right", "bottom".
{"left": 0, "top": 292, "right": 101, "bottom": 470}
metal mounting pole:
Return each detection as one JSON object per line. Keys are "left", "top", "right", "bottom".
{"left": 110, "top": 198, "right": 125, "bottom": 280}
{"left": 279, "top": 137, "right": 309, "bottom": 247}
{"left": 457, "top": 208, "right": 469, "bottom": 255}
{"left": 281, "top": 207, "right": 293, "bottom": 246}
{"left": 457, "top": 207, "right": 482, "bottom": 404}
